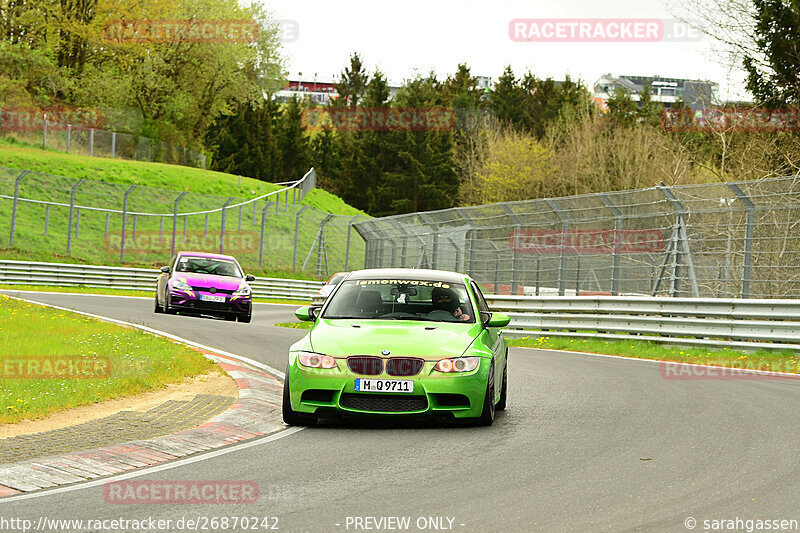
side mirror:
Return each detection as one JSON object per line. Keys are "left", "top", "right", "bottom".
{"left": 245, "top": 274, "right": 255, "bottom": 282}
{"left": 295, "top": 306, "right": 321, "bottom": 321}
{"left": 160, "top": 266, "right": 170, "bottom": 273}
{"left": 482, "top": 312, "right": 510, "bottom": 328}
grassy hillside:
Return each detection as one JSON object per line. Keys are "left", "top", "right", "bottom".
{"left": 0, "top": 138, "right": 367, "bottom": 279}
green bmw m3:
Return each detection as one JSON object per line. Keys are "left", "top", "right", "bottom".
{"left": 282, "top": 268, "right": 511, "bottom": 426}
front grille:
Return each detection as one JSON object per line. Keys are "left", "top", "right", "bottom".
{"left": 192, "top": 287, "right": 234, "bottom": 294}
{"left": 386, "top": 357, "right": 424, "bottom": 376}
{"left": 340, "top": 393, "right": 428, "bottom": 412}
{"left": 347, "top": 356, "right": 383, "bottom": 375}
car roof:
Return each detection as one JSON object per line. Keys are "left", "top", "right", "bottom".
{"left": 176, "top": 251, "right": 238, "bottom": 261}
{"left": 346, "top": 268, "right": 469, "bottom": 284}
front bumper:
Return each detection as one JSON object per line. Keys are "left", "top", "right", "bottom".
{"left": 286, "top": 357, "right": 490, "bottom": 419}
{"left": 169, "top": 288, "right": 251, "bottom": 316}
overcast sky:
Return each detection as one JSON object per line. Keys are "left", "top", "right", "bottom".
{"left": 263, "top": 0, "right": 748, "bottom": 101}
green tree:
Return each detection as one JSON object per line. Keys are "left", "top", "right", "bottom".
{"left": 277, "top": 97, "right": 312, "bottom": 180}
{"left": 334, "top": 52, "right": 369, "bottom": 108}
{"left": 743, "top": 0, "right": 800, "bottom": 106}
{"left": 489, "top": 66, "right": 525, "bottom": 129}
{"left": 606, "top": 86, "right": 638, "bottom": 128}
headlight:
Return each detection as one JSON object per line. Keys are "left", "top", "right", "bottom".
{"left": 233, "top": 283, "right": 251, "bottom": 297}
{"left": 172, "top": 279, "right": 192, "bottom": 291}
{"left": 297, "top": 351, "right": 337, "bottom": 369}
{"left": 434, "top": 357, "right": 480, "bottom": 373}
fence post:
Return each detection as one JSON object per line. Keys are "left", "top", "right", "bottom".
{"left": 284, "top": 189, "right": 289, "bottom": 211}
{"left": 111, "top": 132, "right": 116, "bottom": 158}
{"left": 44, "top": 205, "right": 50, "bottom": 235}
{"left": 488, "top": 242, "right": 501, "bottom": 293}
{"left": 66, "top": 124, "right": 71, "bottom": 153}
{"left": 599, "top": 194, "right": 623, "bottom": 296}
{"left": 120, "top": 185, "right": 137, "bottom": 262}
{"left": 90, "top": 129, "right": 94, "bottom": 156}
{"left": 545, "top": 199, "right": 569, "bottom": 297}
{"left": 656, "top": 182, "right": 699, "bottom": 297}
{"left": 456, "top": 209, "right": 478, "bottom": 277}
{"left": 292, "top": 206, "right": 310, "bottom": 270}
{"left": 316, "top": 214, "right": 334, "bottom": 278}
{"left": 419, "top": 213, "right": 439, "bottom": 270}
{"left": 727, "top": 182, "right": 755, "bottom": 298}
{"left": 105, "top": 212, "right": 110, "bottom": 238}
{"left": 9, "top": 169, "right": 30, "bottom": 247}
{"left": 501, "top": 205, "right": 524, "bottom": 295}
{"left": 76, "top": 209, "right": 81, "bottom": 239}
{"left": 344, "top": 215, "right": 362, "bottom": 271}
{"left": 219, "top": 197, "right": 234, "bottom": 254}
{"left": 258, "top": 201, "right": 271, "bottom": 268}
{"left": 42, "top": 114, "right": 47, "bottom": 149}
{"left": 171, "top": 191, "right": 188, "bottom": 256}
{"left": 238, "top": 205, "right": 243, "bottom": 231}
{"left": 66, "top": 179, "right": 86, "bottom": 254}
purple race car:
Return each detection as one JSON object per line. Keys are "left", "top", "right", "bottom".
{"left": 154, "top": 251, "right": 254, "bottom": 323}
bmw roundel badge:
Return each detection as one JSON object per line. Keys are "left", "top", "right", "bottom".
{"left": 381, "top": 349, "right": 390, "bottom": 356}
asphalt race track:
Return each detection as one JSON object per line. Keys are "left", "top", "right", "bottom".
{"left": 2, "top": 291, "right": 800, "bottom": 532}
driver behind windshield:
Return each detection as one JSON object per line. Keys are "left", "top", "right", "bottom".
{"left": 431, "top": 287, "right": 471, "bottom": 322}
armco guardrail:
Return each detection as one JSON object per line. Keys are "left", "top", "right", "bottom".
{"left": 485, "top": 295, "right": 800, "bottom": 352}
{"left": 0, "top": 260, "right": 322, "bottom": 300}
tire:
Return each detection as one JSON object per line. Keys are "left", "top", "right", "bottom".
{"left": 282, "top": 372, "right": 317, "bottom": 426}
{"left": 497, "top": 361, "right": 508, "bottom": 412}
{"left": 474, "top": 363, "right": 495, "bottom": 426}
{"left": 154, "top": 292, "right": 163, "bottom": 314}
{"left": 164, "top": 294, "right": 177, "bottom": 315}
{"left": 238, "top": 312, "right": 252, "bottom": 323}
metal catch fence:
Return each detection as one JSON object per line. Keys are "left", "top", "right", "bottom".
{"left": 0, "top": 167, "right": 365, "bottom": 278}
{"left": 0, "top": 108, "right": 207, "bottom": 168}
{"left": 354, "top": 176, "right": 800, "bottom": 299}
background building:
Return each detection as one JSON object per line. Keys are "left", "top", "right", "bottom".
{"left": 593, "top": 74, "right": 719, "bottom": 109}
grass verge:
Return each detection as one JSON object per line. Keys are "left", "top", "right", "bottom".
{"left": 507, "top": 336, "right": 800, "bottom": 373}
{"left": 274, "top": 321, "right": 313, "bottom": 329}
{"left": 0, "top": 294, "right": 218, "bottom": 424}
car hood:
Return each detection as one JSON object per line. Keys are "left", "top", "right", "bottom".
{"left": 172, "top": 273, "right": 243, "bottom": 290}
{"left": 309, "top": 319, "right": 481, "bottom": 358}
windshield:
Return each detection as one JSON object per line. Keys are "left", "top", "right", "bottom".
{"left": 323, "top": 279, "right": 475, "bottom": 323}
{"left": 175, "top": 256, "right": 242, "bottom": 277}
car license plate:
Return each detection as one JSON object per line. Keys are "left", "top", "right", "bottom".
{"left": 354, "top": 379, "right": 414, "bottom": 393}
{"left": 200, "top": 294, "right": 226, "bottom": 303}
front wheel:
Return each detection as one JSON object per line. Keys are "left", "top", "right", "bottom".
{"left": 473, "top": 364, "right": 495, "bottom": 426}
{"left": 282, "top": 372, "right": 317, "bottom": 426}
{"left": 496, "top": 361, "right": 507, "bottom": 411}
